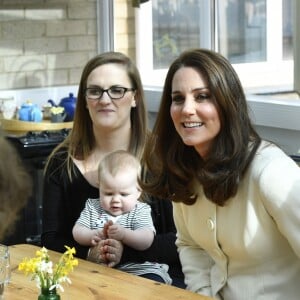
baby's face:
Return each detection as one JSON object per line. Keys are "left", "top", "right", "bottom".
{"left": 99, "top": 169, "right": 141, "bottom": 216}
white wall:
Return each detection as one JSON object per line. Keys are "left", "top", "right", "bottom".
{"left": 0, "top": 85, "right": 78, "bottom": 109}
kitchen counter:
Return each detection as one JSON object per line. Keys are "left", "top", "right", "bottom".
{"left": 0, "top": 118, "right": 73, "bottom": 135}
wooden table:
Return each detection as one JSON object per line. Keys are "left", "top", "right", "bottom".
{"left": 4, "top": 244, "right": 213, "bottom": 300}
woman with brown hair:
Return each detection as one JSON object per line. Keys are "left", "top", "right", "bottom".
{"left": 41, "top": 52, "right": 184, "bottom": 286}
{"left": 141, "top": 48, "right": 300, "bottom": 299}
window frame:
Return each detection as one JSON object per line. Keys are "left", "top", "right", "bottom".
{"left": 133, "top": 0, "right": 300, "bottom": 156}
{"left": 134, "top": 0, "right": 294, "bottom": 91}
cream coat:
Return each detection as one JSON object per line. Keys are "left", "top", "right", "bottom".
{"left": 174, "top": 142, "right": 300, "bottom": 300}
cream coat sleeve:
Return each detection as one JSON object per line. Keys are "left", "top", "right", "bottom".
{"left": 257, "top": 150, "right": 300, "bottom": 257}
{"left": 174, "top": 202, "right": 216, "bottom": 297}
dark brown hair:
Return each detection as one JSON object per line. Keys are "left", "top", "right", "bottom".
{"left": 141, "top": 48, "right": 261, "bottom": 206}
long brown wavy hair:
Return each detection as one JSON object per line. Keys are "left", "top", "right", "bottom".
{"left": 141, "top": 48, "right": 261, "bottom": 206}
{"left": 46, "top": 52, "right": 148, "bottom": 180}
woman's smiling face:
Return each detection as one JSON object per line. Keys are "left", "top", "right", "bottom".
{"left": 170, "top": 66, "right": 221, "bottom": 158}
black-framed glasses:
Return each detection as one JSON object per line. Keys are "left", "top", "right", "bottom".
{"left": 85, "top": 86, "right": 135, "bottom": 100}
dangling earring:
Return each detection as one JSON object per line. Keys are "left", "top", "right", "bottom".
{"left": 132, "top": 99, "right": 137, "bottom": 107}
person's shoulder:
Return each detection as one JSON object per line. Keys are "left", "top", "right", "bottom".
{"left": 86, "top": 198, "right": 101, "bottom": 207}
{"left": 255, "top": 141, "right": 290, "bottom": 162}
{"left": 51, "top": 146, "right": 68, "bottom": 159}
{"left": 136, "top": 201, "right": 151, "bottom": 209}
{"left": 46, "top": 146, "right": 68, "bottom": 167}
{"left": 84, "top": 198, "right": 103, "bottom": 213}
{"left": 45, "top": 146, "right": 68, "bottom": 173}
{"left": 250, "top": 140, "right": 296, "bottom": 176}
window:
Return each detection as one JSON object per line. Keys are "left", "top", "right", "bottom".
{"left": 135, "top": 0, "right": 294, "bottom": 91}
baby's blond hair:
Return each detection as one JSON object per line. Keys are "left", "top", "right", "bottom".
{"left": 98, "top": 150, "right": 141, "bottom": 181}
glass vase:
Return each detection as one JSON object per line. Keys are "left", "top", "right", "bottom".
{"left": 38, "top": 288, "right": 61, "bottom": 300}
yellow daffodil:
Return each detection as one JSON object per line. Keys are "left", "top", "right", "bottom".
{"left": 18, "top": 246, "right": 78, "bottom": 292}
{"left": 50, "top": 106, "right": 65, "bottom": 115}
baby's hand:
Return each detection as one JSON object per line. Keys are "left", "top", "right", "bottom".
{"left": 107, "top": 224, "right": 125, "bottom": 241}
{"left": 103, "top": 220, "right": 114, "bottom": 238}
{"left": 91, "top": 228, "right": 105, "bottom": 245}
{"left": 91, "top": 238, "right": 99, "bottom": 246}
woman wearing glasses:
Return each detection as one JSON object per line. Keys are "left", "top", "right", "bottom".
{"left": 41, "top": 52, "right": 184, "bottom": 287}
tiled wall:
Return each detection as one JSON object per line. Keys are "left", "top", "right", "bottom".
{"left": 0, "top": 0, "right": 135, "bottom": 90}
{"left": 114, "top": 0, "right": 136, "bottom": 59}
